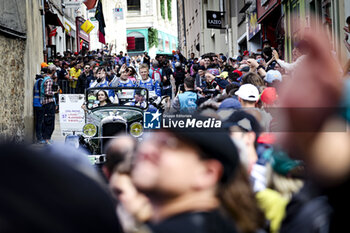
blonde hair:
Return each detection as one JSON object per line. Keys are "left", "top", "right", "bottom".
{"left": 139, "top": 64, "right": 149, "bottom": 71}
{"left": 266, "top": 164, "right": 304, "bottom": 200}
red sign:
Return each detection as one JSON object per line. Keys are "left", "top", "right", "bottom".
{"left": 257, "top": 0, "right": 280, "bottom": 23}
{"left": 127, "top": 37, "right": 135, "bottom": 50}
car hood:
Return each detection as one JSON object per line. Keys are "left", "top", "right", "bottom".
{"left": 87, "top": 107, "right": 143, "bottom": 124}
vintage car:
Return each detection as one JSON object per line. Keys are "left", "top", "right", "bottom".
{"left": 66, "top": 87, "right": 149, "bottom": 158}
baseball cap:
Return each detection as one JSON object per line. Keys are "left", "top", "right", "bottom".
{"left": 235, "top": 84, "right": 260, "bottom": 101}
{"left": 257, "top": 133, "right": 276, "bottom": 144}
{"left": 240, "top": 66, "right": 250, "bottom": 73}
{"left": 223, "top": 110, "right": 261, "bottom": 136}
{"left": 263, "top": 148, "right": 302, "bottom": 176}
{"left": 168, "top": 127, "right": 240, "bottom": 184}
{"left": 41, "top": 62, "right": 48, "bottom": 68}
{"left": 219, "top": 98, "right": 241, "bottom": 110}
{"left": 264, "top": 70, "right": 282, "bottom": 83}
{"left": 261, "top": 87, "right": 277, "bottom": 105}
{"left": 233, "top": 70, "right": 243, "bottom": 77}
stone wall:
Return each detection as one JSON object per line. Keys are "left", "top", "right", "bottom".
{"left": 0, "top": 35, "right": 26, "bottom": 141}
{"left": 0, "top": 0, "right": 43, "bottom": 142}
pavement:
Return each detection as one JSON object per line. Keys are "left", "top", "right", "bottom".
{"left": 52, "top": 113, "right": 65, "bottom": 143}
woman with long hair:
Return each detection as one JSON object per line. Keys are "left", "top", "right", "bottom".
{"left": 96, "top": 90, "right": 112, "bottom": 107}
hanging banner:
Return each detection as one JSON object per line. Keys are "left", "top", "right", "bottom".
{"left": 80, "top": 19, "right": 95, "bottom": 34}
{"left": 248, "top": 10, "right": 261, "bottom": 40}
{"left": 49, "top": 27, "right": 58, "bottom": 37}
{"left": 64, "top": 0, "right": 83, "bottom": 8}
{"left": 59, "top": 94, "right": 85, "bottom": 136}
{"left": 64, "top": 22, "right": 72, "bottom": 35}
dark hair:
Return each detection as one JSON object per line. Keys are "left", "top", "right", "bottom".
{"left": 228, "top": 72, "right": 240, "bottom": 82}
{"left": 262, "top": 47, "right": 272, "bottom": 59}
{"left": 225, "top": 83, "right": 240, "bottom": 96}
{"left": 192, "top": 64, "right": 199, "bottom": 72}
{"left": 97, "top": 67, "right": 107, "bottom": 73}
{"left": 347, "top": 16, "right": 350, "bottom": 25}
{"left": 203, "top": 55, "right": 213, "bottom": 61}
{"left": 96, "top": 90, "right": 111, "bottom": 104}
{"left": 184, "top": 77, "right": 195, "bottom": 89}
{"left": 218, "top": 163, "right": 266, "bottom": 233}
{"left": 127, "top": 66, "right": 136, "bottom": 76}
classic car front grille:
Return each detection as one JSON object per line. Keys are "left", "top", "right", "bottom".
{"left": 101, "top": 122, "right": 127, "bottom": 150}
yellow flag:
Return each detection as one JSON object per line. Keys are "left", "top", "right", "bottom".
{"left": 80, "top": 20, "right": 95, "bottom": 34}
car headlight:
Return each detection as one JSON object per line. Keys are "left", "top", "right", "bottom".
{"left": 130, "top": 122, "right": 143, "bottom": 137}
{"left": 83, "top": 123, "right": 97, "bottom": 137}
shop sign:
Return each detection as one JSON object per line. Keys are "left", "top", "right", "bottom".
{"left": 206, "top": 11, "right": 224, "bottom": 29}
{"left": 113, "top": 8, "right": 124, "bottom": 20}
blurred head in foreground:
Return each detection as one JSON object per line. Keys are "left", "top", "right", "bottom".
{"left": 0, "top": 143, "right": 122, "bottom": 233}
{"left": 104, "top": 136, "right": 152, "bottom": 230}
{"left": 132, "top": 129, "right": 265, "bottom": 233}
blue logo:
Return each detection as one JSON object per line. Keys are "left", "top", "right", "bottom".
{"left": 144, "top": 110, "right": 161, "bottom": 129}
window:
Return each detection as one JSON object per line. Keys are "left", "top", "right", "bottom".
{"left": 158, "top": 38, "right": 164, "bottom": 51}
{"left": 127, "top": 0, "right": 140, "bottom": 11}
{"left": 127, "top": 38, "right": 145, "bottom": 51}
{"left": 134, "top": 38, "right": 145, "bottom": 51}
{"left": 165, "top": 41, "right": 170, "bottom": 51}
{"left": 127, "top": 32, "right": 145, "bottom": 51}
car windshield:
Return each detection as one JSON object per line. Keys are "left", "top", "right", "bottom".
{"left": 86, "top": 87, "right": 149, "bottom": 110}
{"left": 88, "top": 108, "right": 143, "bottom": 122}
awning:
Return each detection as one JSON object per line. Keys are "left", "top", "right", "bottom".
{"left": 45, "top": 10, "right": 64, "bottom": 29}
{"left": 257, "top": 2, "right": 280, "bottom": 23}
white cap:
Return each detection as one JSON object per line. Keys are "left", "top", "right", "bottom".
{"left": 235, "top": 84, "right": 260, "bottom": 101}
{"left": 264, "top": 70, "right": 282, "bottom": 83}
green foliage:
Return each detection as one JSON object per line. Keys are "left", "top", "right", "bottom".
{"left": 160, "top": 0, "right": 165, "bottom": 19}
{"left": 167, "top": 0, "right": 172, "bottom": 21}
{"left": 148, "top": 28, "right": 159, "bottom": 48}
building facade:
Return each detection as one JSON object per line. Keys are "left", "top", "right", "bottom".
{"left": 125, "top": 0, "right": 178, "bottom": 58}
{"left": 0, "top": 0, "right": 44, "bottom": 141}
{"left": 177, "top": 0, "right": 349, "bottom": 62}
{"left": 283, "top": 0, "right": 350, "bottom": 63}
{"left": 45, "top": 0, "right": 90, "bottom": 59}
